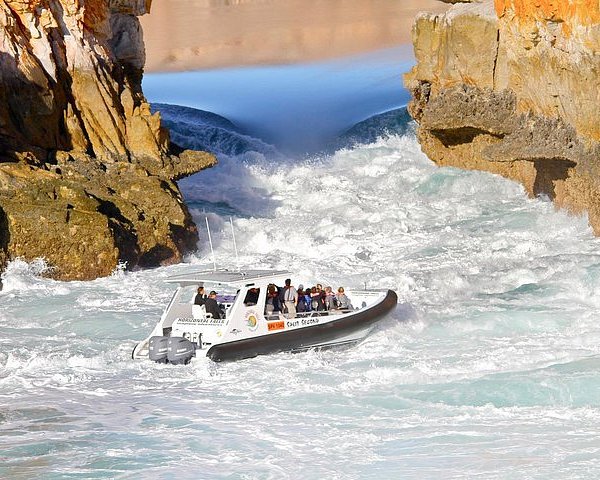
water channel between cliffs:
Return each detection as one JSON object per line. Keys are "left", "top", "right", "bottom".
{"left": 2, "top": 47, "right": 600, "bottom": 479}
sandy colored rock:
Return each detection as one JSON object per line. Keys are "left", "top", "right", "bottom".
{"left": 406, "top": 0, "right": 600, "bottom": 234}
{"left": 0, "top": 0, "right": 216, "bottom": 280}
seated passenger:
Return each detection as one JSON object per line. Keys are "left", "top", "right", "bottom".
{"left": 318, "top": 284, "right": 327, "bottom": 310}
{"left": 265, "top": 284, "right": 279, "bottom": 315}
{"left": 311, "top": 286, "right": 324, "bottom": 311}
{"left": 205, "top": 290, "right": 224, "bottom": 319}
{"left": 244, "top": 287, "right": 260, "bottom": 306}
{"left": 304, "top": 288, "right": 313, "bottom": 312}
{"left": 324, "top": 286, "right": 335, "bottom": 310}
{"left": 334, "top": 287, "right": 353, "bottom": 310}
{"left": 297, "top": 287, "right": 307, "bottom": 312}
{"left": 194, "top": 286, "right": 206, "bottom": 306}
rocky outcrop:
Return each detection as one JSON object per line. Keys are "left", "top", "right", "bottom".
{"left": 0, "top": 0, "right": 215, "bottom": 280}
{"left": 405, "top": 0, "right": 600, "bottom": 232}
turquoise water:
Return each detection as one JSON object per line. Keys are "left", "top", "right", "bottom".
{"left": 3, "top": 51, "right": 600, "bottom": 479}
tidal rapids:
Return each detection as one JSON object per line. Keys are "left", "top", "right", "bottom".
{"left": 3, "top": 99, "right": 600, "bottom": 478}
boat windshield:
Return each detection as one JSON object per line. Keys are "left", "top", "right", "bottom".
{"left": 177, "top": 285, "right": 199, "bottom": 304}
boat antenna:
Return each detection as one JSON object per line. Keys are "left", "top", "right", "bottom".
{"left": 205, "top": 214, "right": 217, "bottom": 272}
{"left": 229, "top": 216, "right": 240, "bottom": 271}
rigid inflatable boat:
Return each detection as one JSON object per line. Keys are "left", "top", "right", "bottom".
{"left": 132, "top": 269, "right": 397, "bottom": 363}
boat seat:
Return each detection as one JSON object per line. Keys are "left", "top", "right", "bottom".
{"left": 192, "top": 304, "right": 206, "bottom": 319}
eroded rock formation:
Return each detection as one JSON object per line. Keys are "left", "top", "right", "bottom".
{"left": 0, "top": 0, "right": 215, "bottom": 280}
{"left": 405, "top": 0, "right": 600, "bottom": 232}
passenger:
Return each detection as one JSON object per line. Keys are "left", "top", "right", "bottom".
{"left": 281, "top": 278, "right": 298, "bottom": 318}
{"left": 335, "top": 287, "right": 353, "bottom": 310}
{"left": 311, "top": 286, "right": 324, "bottom": 311}
{"left": 272, "top": 285, "right": 282, "bottom": 312}
{"left": 304, "top": 288, "right": 313, "bottom": 312}
{"left": 205, "top": 290, "right": 224, "bottom": 319}
{"left": 324, "top": 286, "right": 335, "bottom": 310}
{"left": 194, "top": 286, "right": 206, "bottom": 306}
{"left": 318, "top": 284, "right": 327, "bottom": 310}
{"left": 297, "top": 287, "right": 307, "bottom": 313}
{"left": 244, "top": 287, "right": 260, "bottom": 306}
{"left": 265, "top": 284, "right": 279, "bottom": 316}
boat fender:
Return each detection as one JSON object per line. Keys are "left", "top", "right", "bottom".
{"left": 167, "top": 337, "right": 196, "bottom": 365}
{"left": 148, "top": 336, "right": 169, "bottom": 363}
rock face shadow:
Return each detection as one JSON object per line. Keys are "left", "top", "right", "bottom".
{"left": 0, "top": 206, "right": 8, "bottom": 269}
{"left": 0, "top": 51, "right": 72, "bottom": 158}
{"left": 432, "top": 127, "right": 494, "bottom": 148}
{"left": 532, "top": 158, "right": 576, "bottom": 200}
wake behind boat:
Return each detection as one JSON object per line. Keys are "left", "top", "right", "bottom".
{"left": 132, "top": 269, "right": 397, "bottom": 363}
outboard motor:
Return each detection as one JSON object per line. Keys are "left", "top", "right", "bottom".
{"left": 148, "top": 336, "right": 169, "bottom": 363}
{"left": 167, "top": 337, "right": 196, "bottom": 365}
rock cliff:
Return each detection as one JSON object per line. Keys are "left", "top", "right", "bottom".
{"left": 405, "top": 0, "right": 600, "bottom": 232}
{"left": 0, "top": 0, "right": 215, "bottom": 280}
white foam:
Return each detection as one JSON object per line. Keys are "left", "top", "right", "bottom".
{"left": 4, "top": 132, "right": 600, "bottom": 478}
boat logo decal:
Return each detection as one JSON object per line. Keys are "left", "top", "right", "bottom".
{"left": 268, "top": 321, "right": 285, "bottom": 332}
{"left": 245, "top": 311, "right": 259, "bottom": 331}
{"left": 175, "top": 317, "right": 225, "bottom": 326}
{"left": 230, "top": 328, "right": 242, "bottom": 335}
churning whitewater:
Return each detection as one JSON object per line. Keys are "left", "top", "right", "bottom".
{"left": 3, "top": 106, "right": 600, "bottom": 479}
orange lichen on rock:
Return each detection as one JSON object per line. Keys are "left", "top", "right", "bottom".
{"left": 495, "top": 0, "right": 600, "bottom": 26}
